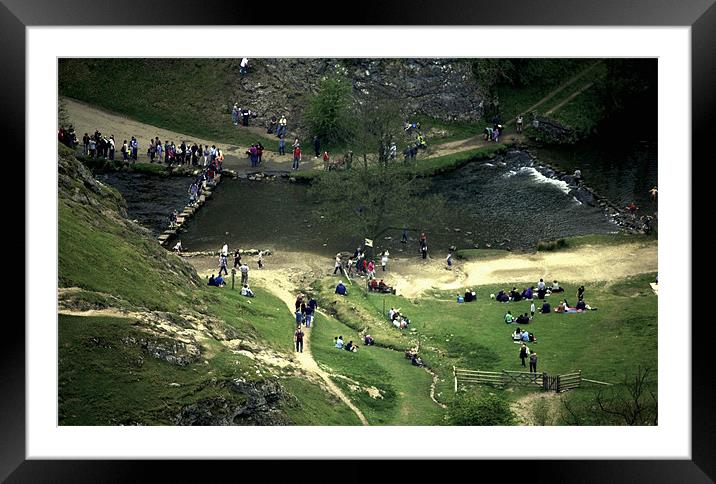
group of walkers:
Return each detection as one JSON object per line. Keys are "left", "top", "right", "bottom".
{"left": 294, "top": 293, "right": 318, "bottom": 353}
{"left": 81, "top": 130, "right": 124, "bottom": 161}
{"left": 149, "top": 139, "right": 225, "bottom": 168}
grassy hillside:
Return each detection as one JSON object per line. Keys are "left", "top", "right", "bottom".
{"left": 57, "top": 144, "right": 360, "bottom": 425}
{"left": 59, "top": 59, "right": 275, "bottom": 148}
{"left": 311, "top": 271, "right": 658, "bottom": 424}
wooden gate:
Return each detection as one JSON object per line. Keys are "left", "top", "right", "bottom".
{"left": 454, "top": 367, "right": 582, "bottom": 393}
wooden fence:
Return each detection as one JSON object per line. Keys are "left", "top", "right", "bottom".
{"left": 453, "top": 367, "right": 583, "bottom": 393}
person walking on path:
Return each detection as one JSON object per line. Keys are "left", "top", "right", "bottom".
{"left": 446, "top": 252, "right": 453, "bottom": 270}
{"left": 516, "top": 115, "right": 524, "bottom": 133}
{"left": 333, "top": 254, "right": 344, "bottom": 275}
{"left": 233, "top": 249, "right": 242, "bottom": 269}
{"left": 529, "top": 352, "right": 538, "bottom": 373}
{"left": 257, "top": 250, "right": 264, "bottom": 269}
{"left": 278, "top": 135, "right": 286, "bottom": 156}
{"left": 520, "top": 343, "right": 530, "bottom": 367}
{"left": 381, "top": 251, "right": 389, "bottom": 271}
{"left": 218, "top": 254, "right": 229, "bottom": 276}
{"left": 294, "top": 326, "right": 305, "bottom": 353}
{"left": 240, "top": 262, "right": 249, "bottom": 286}
{"left": 292, "top": 145, "right": 302, "bottom": 171}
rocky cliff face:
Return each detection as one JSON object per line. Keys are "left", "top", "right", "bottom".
{"left": 234, "top": 58, "right": 485, "bottom": 134}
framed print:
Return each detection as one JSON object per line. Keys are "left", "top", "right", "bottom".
{"left": 4, "top": 0, "right": 712, "bottom": 480}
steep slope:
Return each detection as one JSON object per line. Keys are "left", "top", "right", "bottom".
{"left": 57, "top": 144, "right": 360, "bottom": 425}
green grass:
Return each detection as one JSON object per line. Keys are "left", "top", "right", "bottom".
{"left": 59, "top": 59, "right": 278, "bottom": 150}
{"left": 59, "top": 314, "right": 259, "bottom": 425}
{"left": 311, "top": 271, "right": 658, "bottom": 411}
{"left": 309, "top": 308, "right": 444, "bottom": 425}
{"left": 537, "top": 233, "right": 656, "bottom": 252}
{"left": 415, "top": 143, "right": 507, "bottom": 176}
{"left": 454, "top": 248, "right": 511, "bottom": 260}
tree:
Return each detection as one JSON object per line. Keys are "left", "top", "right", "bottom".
{"left": 448, "top": 392, "right": 516, "bottom": 426}
{"left": 350, "top": 95, "right": 404, "bottom": 168}
{"left": 309, "top": 163, "right": 445, "bottom": 242}
{"left": 558, "top": 367, "right": 657, "bottom": 426}
{"left": 304, "top": 76, "right": 354, "bottom": 146}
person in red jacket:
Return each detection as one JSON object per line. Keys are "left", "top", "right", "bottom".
{"left": 292, "top": 145, "right": 302, "bottom": 170}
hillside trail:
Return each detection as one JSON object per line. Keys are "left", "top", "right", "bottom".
{"left": 426, "top": 61, "right": 603, "bottom": 159}
{"left": 196, "top": 256, "right": 370, "bottom": 426}
{"left": 62, "top": 97, "right": 325, "bottom": 174}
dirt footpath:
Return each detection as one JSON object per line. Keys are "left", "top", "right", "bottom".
{"left": 62, "top": 97, "right": 324, "bottom": 174}
{"left": 185, "top": 241, "right": 657, "bottom": 300}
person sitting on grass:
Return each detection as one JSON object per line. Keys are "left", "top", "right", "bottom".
{"left": 504, "top": 311, "right": 514, "bottom": 324}
{"left": 214, "top": 275, "right": 226, "bottom": 287}
{"left": 576, "top": 299, "right": 587, "bottom": 311}
{"left": 541, "top": 300, "right": 551, "bottom": 314}
{"left": 411, "top": 354, "right": 424, "bottom": 367}
{"left": 377, "top": 279, "right": 396, "bottom": 294}
{"left": 515, "top": 313, "right": 530, "bottom": 325}
{"left": 207, "top": 274, "right": 218, "bottom": 286}
{"left": 512, "top": 327, "right": 523, "bottom": 341}
{"left": 335, "top": 281, "right": 348, "bottom": 296}
{"left": 344, "top": 340, "right": 358, "bottom": 352}
{"left": 510, "top": 287, "right": 522, "bottom": 302}
{"left": 496, "top": 290, "right": 510, "bottom": 303}
{"left": 364, "top": 334, "right": 374, "bottom": 346}
{"left": 335, "top": 336, "right": 344, "bottom": 349}
{"left": 521, "top": 330, "right": 531, "bottom": 343}
{"left": 522, "top": 286, "right": 533, "bottom": 300}
{"left": 240, "top": 284, "right": 255, "bottom": 297}
{"left": 555, "top": 300, "right": 566, "bottom": 313}
{"left": 464, "top": 289, "right": 476, "bottom": 302}
{"left": 551, "top": 280, "right": 564, "bottom": 293}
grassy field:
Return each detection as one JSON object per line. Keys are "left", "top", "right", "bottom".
{"left": 309, "top": 308, "right": 444, "bottom": 425}
{"left": 311, "top": 270, "right": 658, "bottom": 420}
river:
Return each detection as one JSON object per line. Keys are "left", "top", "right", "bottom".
{"left": 98, "top": 144, "right": 655, "bottom": 257}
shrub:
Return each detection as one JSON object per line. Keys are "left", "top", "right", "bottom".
{"left": 537, "top": 238, "right": 567, "bottom": 251}
{"left": 304, "top": 76, "right": 354, "bottom": 146}
{"left": 448, "top": 392, "right": 516, "bottom": 426}
{"left": 530, "top": 397, "right": 553, "bottom": 426}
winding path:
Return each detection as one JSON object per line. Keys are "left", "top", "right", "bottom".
{"left": 248, "top": 268, "right": 370, "bottom": 426}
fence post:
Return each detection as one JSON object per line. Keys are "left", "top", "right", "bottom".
{"left": 578, "top": 370, "right": 582, "bottom": 388}
{"left": 453, "top": 366, "right": 457, "bottom": 393}
{"left": 542, "top": 372, "right": 548, "bottom": 390}
{"left": 556, "top": 375, "right": 561, "bottom": 393}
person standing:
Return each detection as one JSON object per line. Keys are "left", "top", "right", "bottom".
{"left": 516, "top": 115, "right": 524, "bottom": 133}
{"left": 421, "top": 242, "right": 428, "bottom": 260}
{"left": 381, "top": 251, "right": 389, "bottom": 271}
{"left": 82, "top": 133, "right": 90, "bottom": 155}
{"left": 233, "top": 249, "right": 242, "bottom": 269}
{"left": 446, "top": 252, "right": 453, "bottom": 269}
{"left": 278, "top": 135, "right": 286, "bottom": 156}
{"left": 121, "top": 140, "right": 128, "bottom": 162}
{"left": 530, "top": 300, "right": 536, "bottom": 317}
{"left": 313, "top": 135, "right": 321, "bottom": 158}
{"left": 108, "top": 136, "right": 115, "bottom": 160}
{"left": 256, "top": 142, "right": 264, "bottom": 165}
{"left": 241, "top": 107, "right": 250, "bottom": 127}
{"left": 240, "top": 57, "right": 249, "bottom": 75}
{"left": 278, "top": 115, "right": 287, "bottom": 137}
{"left": 240, "top": 262, "right": 249, "bottom": 286}
{"left": 292, "top": 144, "right": 302, "bottom": 171}
{"left": 322, "top": 151, "right": 330, "bottom": 171}
{"left": 130, "top": 136, "right": 138, "bottom": 161}
{"left": 257, "top": 250, "right": 264, "bottom": 269}
{"left": 529, "top": 352, "right": 538, "bottom": 373}
{"left": 333, "top": 254, "right": 343, "bottom": 275}
{"left": 577, "top": 285, "right": 585, "bottom": 301}
{"left": 519, "top": 343, "right": 530, "bottom": 367}
{"left": 294, "top": 326, "right": 304, "bottom": 353}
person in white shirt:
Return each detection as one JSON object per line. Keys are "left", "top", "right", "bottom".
{"left": 241, "top": 284, "right": 255, "bottom": 297}
{"left": 221, "top": 243, "right": 229, "bottom": 257}
{"left": 381, "top": 251, "right": 389, "bottom": 271}
{"left": 240, "top": 57, "right": 249, "bottom": 75}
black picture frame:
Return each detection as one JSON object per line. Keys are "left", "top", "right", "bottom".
{"left": 4, "top": 0, "right": 710, "bottom": 481}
